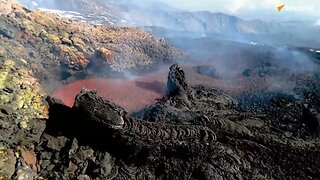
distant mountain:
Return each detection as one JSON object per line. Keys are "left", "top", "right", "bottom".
{"left": 123, "top": 10, "right": 279, "bottom": 34}
{"left": 18, "top": 0, "right": 279, "bottom": 34}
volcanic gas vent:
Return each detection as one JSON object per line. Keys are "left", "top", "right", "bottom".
{"left": 167, "top": 64, "right": 189, "bottom": 96}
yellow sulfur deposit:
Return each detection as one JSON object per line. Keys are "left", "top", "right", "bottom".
{"left": 60, "top": 32, "right": 72, "bottom": 45}
{"left": 71, "top": 35, "right": 86, "bottom": 51}
{"left": 0, "top": 59, "right": 48, "bottom": 129}
{"left": 49, "top": 34, "right": 61, "bottom": 44}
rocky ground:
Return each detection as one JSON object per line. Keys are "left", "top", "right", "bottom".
{"left": 34, "top": 64, "right": 319, "bottom": 180}
{"left": 0, "top": 0, "right": 184, "bottom": 91}
{"left": 0, "top": 1, "right": 184, "bottom": 179}
{"left": 0, "top": 0, "right": 320, "bottom": 180}
{"left": 1, "top": 61, "right": 319, "bottom": 179}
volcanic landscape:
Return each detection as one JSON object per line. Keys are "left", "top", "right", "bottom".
{"left": 52, "top": 63, "right": 268, "bottom": 112}
{"left": 0, "top": 0, "right": 320, "bottom": 179}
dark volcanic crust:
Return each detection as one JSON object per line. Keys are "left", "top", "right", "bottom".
{"left": 1, "top": 1, "right": 320, "bottom": 179}
{"left": 73, "top": 90, "right": 216, "bottom": 144}
{"left": 33, "top": 64, "right": 320, "bottom": 180}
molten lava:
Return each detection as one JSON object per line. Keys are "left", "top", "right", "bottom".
{"left": 52, "top": 76, "right": 167, "bottom": 112}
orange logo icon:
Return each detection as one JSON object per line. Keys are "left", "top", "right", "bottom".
{"left": 277, "top": 4, "right": 285, "bottom": 12}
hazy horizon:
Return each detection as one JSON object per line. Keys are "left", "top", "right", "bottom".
{"left": 17, "top": 0, "right": 320, "bottom": 23}
{"left": 156, "top": 0, "right": 319, "bottom": 21}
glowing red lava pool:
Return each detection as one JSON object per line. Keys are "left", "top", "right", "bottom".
{"left": 52, "top": 74, "right": 167, "bottom": 112}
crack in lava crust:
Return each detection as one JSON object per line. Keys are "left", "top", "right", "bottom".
{"left": 52, "top": 77, "right": 167, "bottom": 112}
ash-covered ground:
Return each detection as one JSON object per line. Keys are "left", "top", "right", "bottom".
{"left": 0, "top": 0, "right": 320, "bottom": 180}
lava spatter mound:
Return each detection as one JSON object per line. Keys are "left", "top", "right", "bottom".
{"left": 167, "top": 63, "right": 190, "bottom": 96}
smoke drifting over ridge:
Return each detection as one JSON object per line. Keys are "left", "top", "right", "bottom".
{"left": 17, "top": 0, "right": 320, "bottom": 107}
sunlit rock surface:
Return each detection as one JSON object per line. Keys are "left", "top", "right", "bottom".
{"left": 0, "top": 60, "right": 48, "bottom": 127}
{"left": 0, "top": 0, "right": 184, "bottom": 92}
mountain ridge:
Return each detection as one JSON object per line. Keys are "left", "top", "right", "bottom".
{"left": 18, "top": 0, "right": 280, "bottom": 34}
